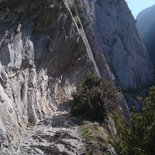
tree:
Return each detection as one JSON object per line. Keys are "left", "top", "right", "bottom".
{"left": 71, "top": 73, "right": 118, "bottom": 122}
{"left": 113, "top": 87, "right": 155, "bottom": 155}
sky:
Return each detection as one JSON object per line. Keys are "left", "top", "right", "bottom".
{"left": 125, "top": 0, "right": 155, "bottom": 18}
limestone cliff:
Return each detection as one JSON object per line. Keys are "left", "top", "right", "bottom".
{"left": 0, "top": 0, "right": 153, "bottom": 154}
{"left": 77, "top": 0, "right": 154, "bottom": 90}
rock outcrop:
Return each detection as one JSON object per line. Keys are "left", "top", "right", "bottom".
{"left": 0, "top": 0, "right": 153, "bottom": 154}
{"left": 137, "top": 4, "right": 155, "bottom": 66}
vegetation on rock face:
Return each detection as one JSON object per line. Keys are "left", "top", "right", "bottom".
{"left": 71, "top": 73, "right": 120, "bottom": 154}
{"left": 71, "top": 73, "right": 119, "bottom": 122}
{"left": 112, "top": 87, "right": 155, "bottom": 155}
{"left": 72, "top": 73, "right": 155, "bottom": 155}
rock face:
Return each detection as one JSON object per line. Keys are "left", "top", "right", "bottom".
{"left": 137, "top": 4, "right": 155, "bottom": 66}
{"left": 0, "top": 0, "right": 99, "bottom": 153}
{"left": 77, "top": 0, "right": 154, "bottom": 90}
{"left": 0, "top": 0, "right": 153, "bottom": 154}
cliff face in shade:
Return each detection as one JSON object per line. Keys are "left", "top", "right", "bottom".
{"left": 0, "top": 0, "right": 153, "bottom": 154}
{"left": 137, "top": 4, "right": 155, "bottom": 66}
{"left": 77, "top": 0, "right": 154, "bottom": 90}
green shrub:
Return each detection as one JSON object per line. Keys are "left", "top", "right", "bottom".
{"left": 71, "top": 73, "right": 118, "bottom": 122}
{"left": 112, "top": 87, "right": 155, "bottom": 155}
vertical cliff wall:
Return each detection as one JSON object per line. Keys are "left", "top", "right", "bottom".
{"left": 77, "top": 0, "right": 154, "bottom": 90}
{"left": 0, "top": 0, "right": 101, "bottom": 152}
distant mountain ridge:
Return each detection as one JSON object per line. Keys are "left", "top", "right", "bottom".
{"left": 137, "top": 4, "right": 155, "bottom": 65}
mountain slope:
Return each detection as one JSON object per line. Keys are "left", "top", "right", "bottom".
{"left": 137, "top": 4, "right": 155, "bottom": 65}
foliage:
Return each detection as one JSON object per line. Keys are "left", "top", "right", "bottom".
{"left": 71, "top": 73, "right": 119, "bottom": 122}
{"left": 112, "top": 87, "right": 155, "bottom": 155}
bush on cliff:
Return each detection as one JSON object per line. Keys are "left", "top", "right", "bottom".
{"left": 71, "top": 73, "right": 119, "bottom": 122}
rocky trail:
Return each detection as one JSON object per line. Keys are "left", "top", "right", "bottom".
{"left": 17, "top": 102, "right": 84, "bottom": 155}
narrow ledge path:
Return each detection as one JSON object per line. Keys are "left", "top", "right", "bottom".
{"left": 17, "top": 102, "right": 84, "bottom": 155}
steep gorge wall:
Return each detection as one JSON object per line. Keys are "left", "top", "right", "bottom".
{"left": 77, "top": 0, "right": 154, "bottom": 90}
{"left": 0, "top": 0, "right": 101, "bottom": 151}
{"left": 0, "top": 0, "right": 153, "bottom": 153}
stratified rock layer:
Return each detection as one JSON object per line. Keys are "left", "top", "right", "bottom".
{"left": 0, "top": 0, "right": 153, "bottom": 154}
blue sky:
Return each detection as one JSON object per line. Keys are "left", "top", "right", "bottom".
{"left": 125, "top": 0, "right": 155, "bottom": 18}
